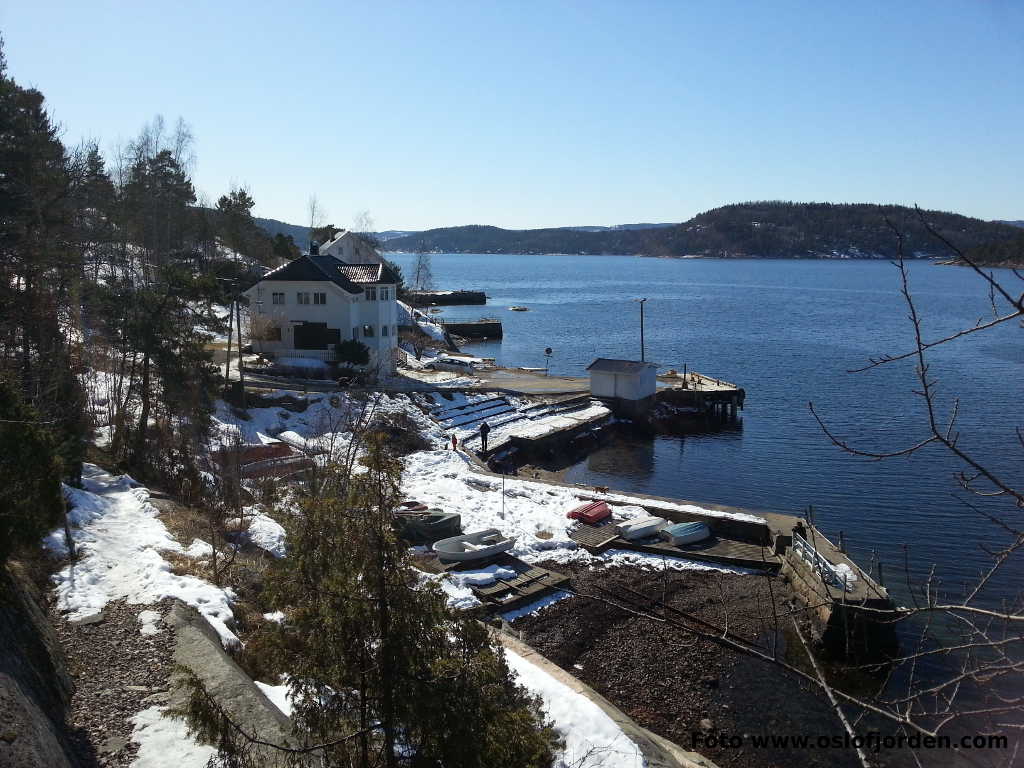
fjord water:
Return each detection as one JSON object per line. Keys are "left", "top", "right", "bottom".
{"left": 390, "top": 253, "right": 1022, "bottom": 600}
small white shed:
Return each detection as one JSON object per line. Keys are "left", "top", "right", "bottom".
{"left": 587, "top": 358, "right": 658, "bottom": 401}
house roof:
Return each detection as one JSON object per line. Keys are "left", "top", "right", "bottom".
{"left": 255, "top": 255, "right": 362, "bottom": 293}
{"left": 586, "top": 358, "right": 657, "bottom": 374}
{"left": 251, "top": 254, "right": 400, "bottom": 294}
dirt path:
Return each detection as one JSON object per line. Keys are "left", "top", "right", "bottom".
{"left": 51, "top": 599, "right": 175, "bottom": 767}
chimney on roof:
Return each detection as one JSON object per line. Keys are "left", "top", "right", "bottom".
{"left": 310, "top": 240, "right": 320, "bottom": 256}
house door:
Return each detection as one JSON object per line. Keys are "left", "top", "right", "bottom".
{"left": 294, "top": 322, "right": 341, "bottom": 349}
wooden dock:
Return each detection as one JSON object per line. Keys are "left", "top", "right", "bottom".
{"left": 439, "top": 318, "right": 503, "bottom": 339}
{"left": 442, "top": 554, "right": 570, "bottom": 614}
{"left": 569, "top": 522, "right": 780, "bottom": 571}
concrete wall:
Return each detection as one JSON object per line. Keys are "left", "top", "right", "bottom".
{"left": 589, "top": 371, "right": 618, "bottom": 398}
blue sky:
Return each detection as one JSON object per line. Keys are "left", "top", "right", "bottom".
{"left": 3, "top": 1, "right": 1022, "bottom": 230}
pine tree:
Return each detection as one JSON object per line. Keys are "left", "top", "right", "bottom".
{"left": 178, "top": 434, "right": 559, "bottom": 767}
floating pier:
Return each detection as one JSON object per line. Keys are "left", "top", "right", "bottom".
{"left": 439, "top": 317, "right": 503, "bottom": 339}
{"left": 656, "top": 370, "right": 745, "bottom": 418}
{"left": 408, "top": 290, "right": 487, "bottom": 307}
{"left": 569, "top": 521, "right": 780, "bottom": 571}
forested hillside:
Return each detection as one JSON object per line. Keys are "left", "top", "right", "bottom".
{"left": 384, "top": 202, "right": 1019, "bottom": 259}
{"left": 960, "top": 233, "right": 1024, "bottom": 268}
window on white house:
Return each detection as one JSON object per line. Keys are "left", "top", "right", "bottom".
{"left": 364, "top": 287, "right": 377, "bottom": 301}
{"left": 297, "top": 292, "right": 310, "bottom": 305}
{"left": 314, "top": 292, "right": 327, "bottom": 305}
{"left": 380, "top": 287, "right": 389, "bottom": 300}
{"left": 272, "top": 292, "right": 285, "bottom": 305}
{"left": 382, "top": 325, "right": 389, "bottom": 337}
{"left": 257, "top": 287, "right": 264, "bottom": 297}
{"left": 363, "top": 324, "right": 375, "bottom": 338}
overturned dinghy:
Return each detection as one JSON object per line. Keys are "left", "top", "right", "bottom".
{"left": 617, "top": 515, "right": 666, "bottom": 541}
{"left": 567, "top": 500, "right": 611, "bottom": 524}
{"left": 433, "top": 528, "right": 514, "bottom": 562}
{"left": 395, "top": 510, "right": 462, "bottom": 545}
{"left": 660, "top": 521, "right": 712, "bottom": 546}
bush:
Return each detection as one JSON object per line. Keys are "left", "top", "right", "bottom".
{"left": 336, "top": 339, "right": 370, "bottom": 366}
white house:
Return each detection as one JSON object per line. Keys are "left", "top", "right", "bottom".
{"left": 243, "top": 242, "right": 400, "bottom": 374}
{"left": 318, "top": 229, "right": 381, "bottom": 265}
{"left": 587, "top": 358, "right": 658, "bottom": 403}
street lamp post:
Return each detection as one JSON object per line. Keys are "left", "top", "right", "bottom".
{"left": 635, "top": 298, "right": 647, "bottom": 361}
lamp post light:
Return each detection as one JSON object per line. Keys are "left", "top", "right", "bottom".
{"left": 634, "top": 298, "right": 647, "bottom": 361}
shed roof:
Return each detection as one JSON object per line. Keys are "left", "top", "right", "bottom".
{"left": 586, "top": 358, "right": 657, "bottom": 374}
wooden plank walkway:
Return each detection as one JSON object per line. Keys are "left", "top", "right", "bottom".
{"left": 569, "top": 522, "right": 780, "bottom": 571}
{"left": 441, "top": 554, "right": 571, "bottom": 613}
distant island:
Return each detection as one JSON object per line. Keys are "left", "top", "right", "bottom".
{"left": 257, "top": 202, "right": 1022, "bottom": 264}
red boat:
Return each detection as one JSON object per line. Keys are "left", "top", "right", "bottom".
{"left": 567, "top": 500, "right": 611, "bottom": 524}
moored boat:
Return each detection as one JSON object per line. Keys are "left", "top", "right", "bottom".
{"left": 617, "top": 515, "right": 666, "bottom": 541}
{"left": 660, "top": 521, "right": 712, "bottom": 545}
{"left": 395, "top": 509, "right": 462, "bottom": 545}
{"left": 567, "top": 500, "right": 611, "bottom": 524}
{"left": 433, "top": 528, "right": 514, "bottom": 562}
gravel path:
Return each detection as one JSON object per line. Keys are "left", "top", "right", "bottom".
{"left": 512, "top": 564, "right": 863, "bottom": 768}
{"left": 50, "top": 599, "right": 176, "bottom": 767}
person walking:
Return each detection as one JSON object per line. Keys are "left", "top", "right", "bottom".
{"left": 451, "top": 433, "right": 458, "bottom": 451}
{"left": 479, "top": 421, "right": 491, "bottom": 453}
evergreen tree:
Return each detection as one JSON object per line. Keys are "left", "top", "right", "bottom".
{"left": 0, "top": 377, "right": 64, "bottom": 564}
{"left": 0, "top": 36, "right": 88, "bottom": 487}
{"left": 178, "top": 434, "right": 559, "bottom": 767}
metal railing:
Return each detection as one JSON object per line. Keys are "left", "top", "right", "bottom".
{"left": 272, "top": 349, "right": 338, "bottom": 362}
{"left": 793, "top": 534, "right": 852, "bottom": 591}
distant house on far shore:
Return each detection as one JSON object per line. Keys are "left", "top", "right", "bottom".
{"left": 587, "top": 358, "right": 657, "bottom": 414}
{"left": 243, "top": 235, "right": 400, "bottom": 374}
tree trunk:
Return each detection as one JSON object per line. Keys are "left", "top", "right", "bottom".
{"left": 224, "top": 299, "right": 233, "bottom": 386}
{"left": 132, "top": 352, "right": 151, "bottom": 467}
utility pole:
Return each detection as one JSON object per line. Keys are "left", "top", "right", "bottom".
{"left": 636, "top": 298, "right": 647, "bottom": 361}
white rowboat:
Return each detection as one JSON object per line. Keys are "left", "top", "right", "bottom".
{"left": 433, "top": 528, "right": 514, "bottom": 562}
{"left": 617, "top": 515, "right": 666, "bottom": 541}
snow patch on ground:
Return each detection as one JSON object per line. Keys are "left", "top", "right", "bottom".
{"left": 447, "top": 565, "right": 517, "bottom": 587}
{"left": 504, "top": 649, "right": 645, "bottom": 768}
{"left": 402, "top": 450, "right": 761, "bottom": 572}
{"left": 129, "top": 706, "right": 217, "bottom": 768}
{"left": 138, "top": 610, "right": 162, "bottom": 636}
{"left": 247, "top": 511, "right": 287, "bottom": 558}
{"left": 255, "top": 679, "right": 294, "bottom": 718}
{"left": 501, "top": 592, "right": 573, "bottom": 622}
{"left": 416, "top": 569, "right": 481, "bottom": 610}
{"left": 51, "top": 464, "right": 239, "bottom": 646}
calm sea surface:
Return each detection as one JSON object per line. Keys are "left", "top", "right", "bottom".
{"left": 389, "top": 253, "right": 1022, "bottom": 602}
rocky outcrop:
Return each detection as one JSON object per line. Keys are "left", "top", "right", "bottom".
{"left": 0, "top": 564, "right": 80, "bottom": 768}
